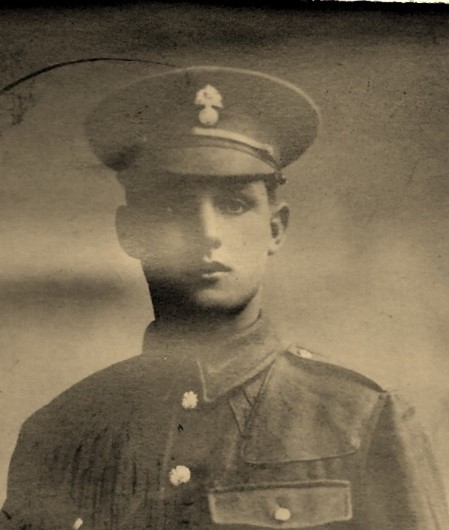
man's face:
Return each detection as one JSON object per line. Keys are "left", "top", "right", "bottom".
{"left": 117, "top": 176, "right": 288, "bottom": 312}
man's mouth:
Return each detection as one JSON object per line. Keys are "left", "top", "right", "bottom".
{"left": 158, "top": 261, "right": 231, "bottom": 285}
{"left": 198, "top": 263, "right": 230, "bottom": 281}
{"left": 198, "top": 261, "right": 231, "bottom": 274}
{"left": 188, "top": 261, "right": 232, "bottom": 281}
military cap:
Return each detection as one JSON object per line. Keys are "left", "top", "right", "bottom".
{"left": 85, "top": 65, "right": 320, "bottom": 183}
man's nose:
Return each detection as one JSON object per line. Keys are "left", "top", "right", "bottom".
{"left": 197, "top": 197, "right": 221, "bottom": 249}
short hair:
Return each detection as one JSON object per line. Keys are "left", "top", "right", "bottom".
{"left": 264, "top": 176, "right": 280, "bottom": 205}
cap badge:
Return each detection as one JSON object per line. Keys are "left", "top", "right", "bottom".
{"left": 195, "top": 85, "right": 223, "bottom": 126}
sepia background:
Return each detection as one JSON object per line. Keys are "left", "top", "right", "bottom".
{"left": 1, "top": 2, "right": 448, "bottom": 505}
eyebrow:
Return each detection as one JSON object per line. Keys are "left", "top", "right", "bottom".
{"left": 125, "top": 173, "right": 266, "bottom": 202}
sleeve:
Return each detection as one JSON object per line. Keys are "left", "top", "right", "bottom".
{"left": 1, "top": 416, "right": 80, "bottom": 530}
{"left": 360, "top": 391, "right": 449, "bottom": 530}
{"left": 1, "top": 417, "right": 48, "bottom": 529}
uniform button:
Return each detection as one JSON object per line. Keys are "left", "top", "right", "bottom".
{"left": 349, "top": 433, "right": 360, "bottom": 447}
{"left": 181, "top": 390, "right": 198, "bottom": 409}
{"left": 298, "top": 348, "right": 313, "bottom": 359}
{"left": 169, "top": 465, "right": 191, "bottom": 486}
{"left": 274, "top": 507, "right": 291, "bottom": 522}
{"left": 287, "top": 343, "right": 313, "bottom": 359}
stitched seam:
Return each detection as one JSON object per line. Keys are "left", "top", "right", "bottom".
{"left": 239, "top": 353, "right": 280, "bottom": 459}
{"left": 358, "top": 391, "right": 387, "bottom": 485}
{"left": 209, "top": 479, "right": 351, "bottom": 493}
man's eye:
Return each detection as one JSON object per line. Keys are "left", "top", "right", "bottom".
{"left": 218, "top": 198, "right": 249, "bottom": 215}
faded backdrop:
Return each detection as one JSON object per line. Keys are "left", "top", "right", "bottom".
{"left": 1, "top": 4, "right": 448, "bottom": 504}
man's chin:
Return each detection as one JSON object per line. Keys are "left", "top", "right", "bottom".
{"left": 189, "top": 296, "right": 241, "bottom": 314}
{"left": 188, "top": 288, "right": 251, "bottom": 314}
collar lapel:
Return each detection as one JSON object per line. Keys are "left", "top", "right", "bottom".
{"left": 141, "top": 315, "right": 283, "bottom": 403}
{"left": 198, "top": 316, "right": 282, "bottom": 402}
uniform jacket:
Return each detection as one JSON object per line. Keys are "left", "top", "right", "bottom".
{"left": 2, "top": 317, "right": 448, "bottom": 530}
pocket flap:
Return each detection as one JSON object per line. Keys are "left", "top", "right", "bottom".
{"left": 208, "top": 480, "right": 352, "bottom": 529}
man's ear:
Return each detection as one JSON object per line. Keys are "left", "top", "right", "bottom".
{"left": 268, "top": 201, "right": 289, "bottom": 256}
{"left": 115, "top": 205, "right": 142, "bottom": 259}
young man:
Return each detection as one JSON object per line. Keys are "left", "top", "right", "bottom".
{"left": 2, "top": 66, "right": 448, "bottom": 529}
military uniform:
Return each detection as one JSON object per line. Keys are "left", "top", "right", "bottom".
{"left": 2, "top": 317, "right": 448, "bottom": 529}
{"left": 2, "top": 66, "right": 448, "bottom": 529}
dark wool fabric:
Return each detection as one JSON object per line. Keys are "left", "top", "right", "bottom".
{"left": 2, "top": 318, "right": 448, "bottom": 529}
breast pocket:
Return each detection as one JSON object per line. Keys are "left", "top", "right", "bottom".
{"left": 208, "top": 480, "right": 352, "bottom": 529}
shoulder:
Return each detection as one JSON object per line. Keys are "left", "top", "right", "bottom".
{"left": 278, "top": 343, "right": 385, "bottom": 390}
{"left": 5, "top": 355, "right": 160, "bottom": 516}
{"left": 242, "top": 345, "right": 387, "bottom": 463}
{"left": 19, "top": 354, "right": 154, "bottom": 444}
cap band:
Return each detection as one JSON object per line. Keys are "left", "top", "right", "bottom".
{"left": 192, "top": 127, "right": 275, "bottom": 158}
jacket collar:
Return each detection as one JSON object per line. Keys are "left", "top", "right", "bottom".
{"left": 141, "top": 314, "right": 283, "bottom": 402}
